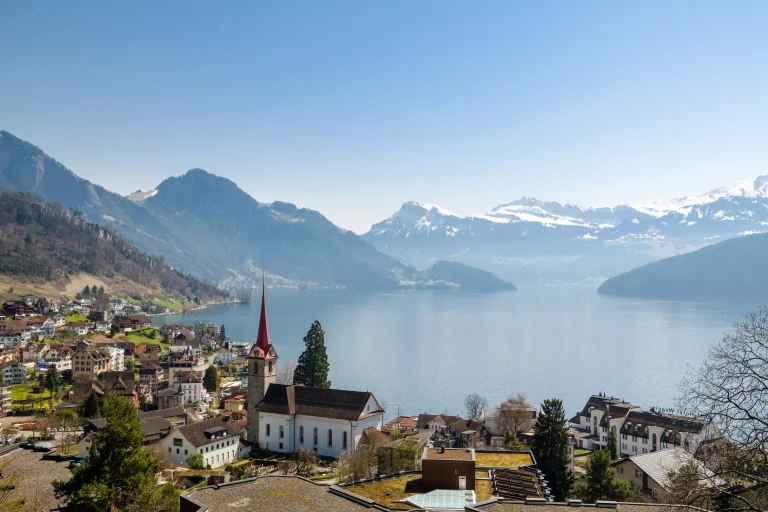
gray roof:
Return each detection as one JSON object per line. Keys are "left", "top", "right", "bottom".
{"left": 257, "top": 384, "right": 382, "bottom": 421}
{"left": 614, "top": 447, "right": 721, "bottom": 489}
{"left": 175, "top": 416, "right": 241, "bottom": 447}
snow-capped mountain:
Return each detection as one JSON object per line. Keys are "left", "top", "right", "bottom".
{"left": 126, "top": 189, "right": 158, "bottom": 203}
{"left": 363, "top": 176, "right": 768, "bottom": 284}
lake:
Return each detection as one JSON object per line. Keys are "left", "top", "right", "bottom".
{"left": 151, "top": 286, "right": 753, "bottom": 419}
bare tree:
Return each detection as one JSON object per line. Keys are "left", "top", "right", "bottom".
{"left": 277, "top": 448, "right": 318, "bottom": 477}
{"left": 464, "top": 393, "right": 488, "bottom": 419}
{"left": 678, "top": 307, "right": 768, "bottom": 512}
{"left": 334, "top": 445, "right": 376, "bottom": 483}
{"left": 277, "top": 360, "right": 297, "bottom": 385}
{"left": 498, "top": 392, "right": 533, "bottom": 434}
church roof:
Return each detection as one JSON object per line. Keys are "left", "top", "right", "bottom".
{"left": 247, "top": 282, "right": 278, "bottom": 360}
{"left": 257, "top": 384, "right": 383, "bottom": 421}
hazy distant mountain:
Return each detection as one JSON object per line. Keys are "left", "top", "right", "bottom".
{"left": 597, "top": 232, "right": 768, "bottom": 300}
{"left": 427, "top": 261, "right": 516, "bottom": 290}
{"left": 364, "top": 180, "right": 768, "bottom": 285}
{"left": 139, "top": 168, "right": 426, "bottom": 288}
{"left": 0, "top": 130, "right": 427, "bottom": 289}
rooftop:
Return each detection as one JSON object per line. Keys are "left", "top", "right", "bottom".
{"left": 182, "top": 475, "right": 370, "bottom": 512}
{"left": 424, "top": 447, "right": 475, "bottom": 461}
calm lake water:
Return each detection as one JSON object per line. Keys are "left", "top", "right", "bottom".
{"left": 151, "top": 286, "right": 755, "bottom": 419}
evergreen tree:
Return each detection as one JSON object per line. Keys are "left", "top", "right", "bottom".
{"left": 54, "top": 396, "right": 179, "bottom": 511}
{"left": 219, "top": 324, "right": 226, "bottom": 342}
{"left": 504, "top": 426, "right": 524, "bottom": 450}
{"left": 532, "top": 398, "right": 572, "bottom": 501}
{"left": 83, "top": 390, "right": 103, "bottom": 419}
{"left": 45, "top": 365, "right": 61, "bottom": 403}
{"left": 606, "top": 429, "right": 618, "bottom": 460}
{"left": 293, "top": 321, "right": 331, "bottom": 388}
{"left": 203, "top": 366, "right": 219, "bottom": 393}
{"left": 573, "top": 449, "right": 633, "bottom": 503}
{"left": 83, "top": 285, "right": 91, "bottom": 296}
{"left": 98, "top": 285, "right": 105, "bottom": 296}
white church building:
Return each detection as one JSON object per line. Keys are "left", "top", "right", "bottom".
{"left": 246, "top": 283, "right": 385, "bottom": 458}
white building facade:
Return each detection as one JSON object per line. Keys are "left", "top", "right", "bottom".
{"left": 255, "top": 385, "right": 385, "bottom": 458}
{"left": 161, "top": 417, "right": 241, "bottom": 467}
{"left": 99, "top": 346, "right": 125, "bottom": 372}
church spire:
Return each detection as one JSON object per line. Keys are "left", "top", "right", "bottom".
{"left": 249, "top": 273, "right": 277, "bottom": 359}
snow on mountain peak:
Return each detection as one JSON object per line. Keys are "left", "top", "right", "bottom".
{"left": 631, "top": 175, "right": 768, "bottom": 217}
{"left": 126, "top": 189, "right": 158, "bottom": 203}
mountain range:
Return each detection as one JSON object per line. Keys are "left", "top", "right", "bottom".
{"left": 0, "top": 131, "right": 512, "bottom": 291}
{"left": 3, "top": 129, "right": 765, "bottom": 294}
{"left": 364, "top": 179, "right": 768, "bottom": 285}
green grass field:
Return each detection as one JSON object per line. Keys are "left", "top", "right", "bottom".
{"left": 121, "top": 327, "right": 168, "bottom": 346}
{"left": 65, "top": 313, "right": 88, "bottom": 324}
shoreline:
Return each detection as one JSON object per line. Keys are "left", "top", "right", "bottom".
{"left": 146, "top": 298, "right": 247, "bottom": 318}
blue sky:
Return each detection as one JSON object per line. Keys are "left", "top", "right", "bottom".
{"left": 2, "top": 1, "right": 767, "bottom": 233}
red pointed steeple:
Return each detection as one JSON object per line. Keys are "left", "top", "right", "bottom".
{"left": 248, "top": 275, "right": 278, "bottom": 360}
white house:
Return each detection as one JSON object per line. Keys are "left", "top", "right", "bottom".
{"left": 217, "top": 350, "right": 237, "bottom": 365}
{"left": 255, "top": 384, "right": 385, "bottom": 458}
{"left": 569, "top": 394, "right": 721, "bottom": 455}
{"left": 63, "top": 322, "right": 91, "bottom": 336}
{"left": 0, "top": 332, "right": 25, "bottom": 348}
{"left": 179, "top": 372, "right": 205, "bottom": 404}
{"left": 99, "top": 346, "right": 125, "bottom": 372}
{"left": 23, "top": 343, "right": 50, "bottom": 363}
{"left": 93, "top": 320, "right": 111, "bottom": 333}
{"left": 1, "top": 362, "right": 30, "bottom": 384}
{"left": 161, "top": 416, "right": 241, "bottom": 467}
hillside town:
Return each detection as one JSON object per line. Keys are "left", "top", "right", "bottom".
{"left": 0, "top": 285, "right": 759, "bottom": 511}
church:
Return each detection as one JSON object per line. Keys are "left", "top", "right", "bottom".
{"left": 246, "top": 285, "right": 385, "bottom": 458}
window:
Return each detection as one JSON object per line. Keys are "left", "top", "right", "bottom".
{"left": 300, "top": 426, "right": 304, "bottom": 443}
{"left": 266, "top": 424, "right": 271, "bottom": 436}
{"left": 328, "top": 429, "right": 333, "bottom": 447}
{"left": 268, "top": 361, "right": 272, "bottom": 373}
{"left": 173, "top": 438, "right": 183, "bottom": 447}
{"left": 343, "top": 431, "right": 348, "bottom": 450}
{"left": 622, "top": 434, "right": 627, "bottom": 440}
{"left": 176, "top": 448, "right": 179, "bottom": 454}
{"left": 185, "top": 449, "right": 188, "bottom": 455}
{"left": 313, "top": 427, "right": 318, "bottom": 445}
{"left": 635, "top": 470, "right": 643, "bottom": 478}
{"left": 279, "top": 425, "right": 284, "bottom": 439}
{"left": 632, "top": 435, "right": 637, "bottom": 442}
{"left": 279, "top": 442, "right": 283, "bottom": 449}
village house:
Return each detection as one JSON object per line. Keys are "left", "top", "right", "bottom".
{"left": 71, "top": 348, "right": 111, "bottom": 379}
{"left": 2, "top": 300, "right": 35, "bottom": 318}
{"left": 569, "top": 393, "right": 722, "bottom": 455}
{"left": 179, "top": 371, "right": 205, "bottom": 404}
{"left": 223, "top": 394, "right": 245, "bottom": 411}
{"left": 87, "top": 309, "right": 112, "bottom": 322}
{"left": 611, "top": 447, "right": 721, "bottom": 498}
{"left": 129, "top": 314, "right": 151, "bottom": 328}
{"left": 247, "top": 286, "right": 386, "bottom": 458}
{"left": 23, "top": 343, "right": 51, "bottom": 363}
{"left": 79, "top": 408, "right": 186, "bottom": 457}
{"left": 195, "top": 322, "right": 220, "bottom": 338}
{"left": 1, "top": 361, "right": 30, "bottom": 384}
{"left": 153, "top": 385, "right": 185, "bottom": 410}
{"left": 92, "top": 320, "right": 112, "bottom": 333}
{"left": 139, "top": 360, "right": 166, "bottom": 391}
{"left": 63, "top": 321, "right": 91, "bottom": 336}
{"left": 0, "top": 332, "right": 25, "bottom": 348}
{"left": 161, "top": 415, "right": 241, "bottom": 467}
{"left": 168, "top": 358, "right": 207, "bottom": 385}
{"left": 50, "top": 313, "right": 66, "bottom": 327}
{"left": 416, "top": 412, "right": 462, "bottom": 433}
{"left": 169, "top": 338, "right": 202, "bottom": 357}
{"left": 99, "top": 345, "right": 125, "bottom": 372}
{"left": 217, "top": 349, "right": 237, "bottom": 365}
{"left": 26, "top": 316, "right": 56, "bottom": 337}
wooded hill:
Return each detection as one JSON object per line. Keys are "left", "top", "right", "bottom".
{"left": 0, "top": 192, "right": 228, "bottom": 302}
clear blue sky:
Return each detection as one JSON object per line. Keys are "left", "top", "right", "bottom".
{"left": 2, "top": 1, "right": 767, "bottom": 233}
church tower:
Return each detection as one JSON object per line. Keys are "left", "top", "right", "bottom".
{"left": 247, "top": 280, "right": 278, "bottom": 445}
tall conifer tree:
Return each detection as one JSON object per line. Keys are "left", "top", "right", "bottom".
{"left": 293, "top": 321, "right": 331, "bottom": 388}
{"left": 532, "top": 398, "right": 572, "bottom": 501}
